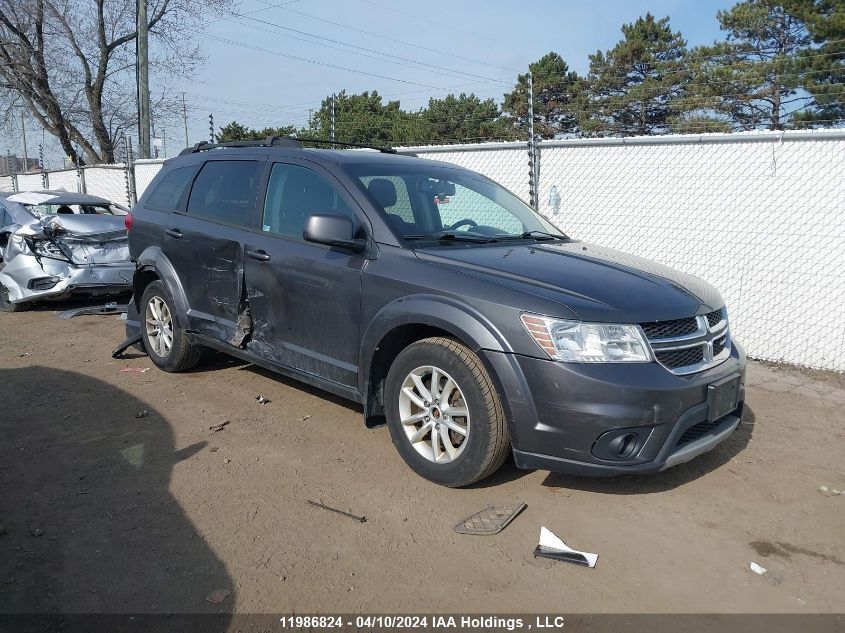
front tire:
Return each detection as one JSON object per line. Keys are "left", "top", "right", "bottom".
{"left": 140, "top": 280, "right": 200, "bottom": 372}
{"left": 385, "top": 337, "right": 510, "bottom": 487}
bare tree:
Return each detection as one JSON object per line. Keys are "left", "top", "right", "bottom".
{"left": 0, "top": 0, "right": 228, "bottom": 164}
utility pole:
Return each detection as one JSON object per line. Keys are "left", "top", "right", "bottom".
{"left": 209, "top": 113, "right": 214, "bottom": 143}
{"left": 182, "top": 92, "right": 189, "bottom": 148}
{"left": 137, "top": 0, "right": 151, "bottom": 158}
{"left": 19, "top": 108, "right": 28, "bottom": 173}
{"left": 330, "top": 94, "right": 335, "bottom": 142}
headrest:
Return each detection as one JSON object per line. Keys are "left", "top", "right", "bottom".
{"left": 367, "top": 178, "right": 397, "bottom": 209}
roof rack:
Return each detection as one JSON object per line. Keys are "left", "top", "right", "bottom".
{"left": 296, "top": 138, "right": 398, "bottom": 154}
{"left": 179, "top": 136, "right": 302, "bottom": 155}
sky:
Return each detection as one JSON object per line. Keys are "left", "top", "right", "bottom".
{"left": 8, "top": 0, "right": 739, "bottom": 167}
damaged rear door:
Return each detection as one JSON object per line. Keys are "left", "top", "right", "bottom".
{"left": 165, "top": 158, "right": 264, "bottom": 344}
{"left": 242, "top": 160, "right": 367, "bottom": 387}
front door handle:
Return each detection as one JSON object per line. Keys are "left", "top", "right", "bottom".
{"left": 165, "top": 228, "right": 183, "bottom": 239}
{"left": 246, "top": 249, "right": 271, "bottom": 262}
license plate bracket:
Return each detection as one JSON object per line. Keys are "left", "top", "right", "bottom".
{"left": 707, "top": 374, "right": 741, "bottom": 422}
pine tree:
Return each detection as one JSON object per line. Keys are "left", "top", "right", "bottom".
{"left": 503, "top": 52, "right": 583, "bottom": 138}
{"left": 582, "top": 14, "right": 689, "bottom": 136}
{"left": 689, "top": 0, "right": 818, "bottom": 130}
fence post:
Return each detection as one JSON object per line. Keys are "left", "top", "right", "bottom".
{"left": 39, "top": 143, "right": 48, "bottom": 189}
{"left": 8, "top": 149, "right": 18, "bottom": 191}
{"left": 76, "top": 157, "right": 85, "bottom": 193}
{"left": 124, "top": 134, "right": 137, "bottom": 206}
{"left": 527, "top": 71, "right": 540, "bottom": 210}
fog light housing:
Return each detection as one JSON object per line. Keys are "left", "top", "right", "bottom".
{"left": 592, "top": 428, "right": 650, "bottom": 462}
{"left": 28, "top": 276, "right": 60, "bottom": 290}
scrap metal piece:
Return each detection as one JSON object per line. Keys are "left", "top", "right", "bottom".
{"left": 533, "top": 526, "right": 598, "bottom": 568}
{"left": 57, "top": 301, "right": 126, "bottom": 319}
{"left": 454, "top": 502, "right": 527, "bottom": 536}
{"left": 112, "top": 332, "right": 144, "bottom": 358}
{"left": 307, "top": 500, "right": 366, "bottom": 524}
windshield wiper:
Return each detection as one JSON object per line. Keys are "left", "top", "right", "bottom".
{"left": 496, "top": 230, "right": 569, "bottom": 242}
{"left": 403, "top": 231, "right": 498, "bottom": 243}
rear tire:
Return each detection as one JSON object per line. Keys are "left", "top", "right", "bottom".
{"left": 140, "top": 280, "right": 200, "bottom": 372}
{"left": 385, "top": 337, "right": 510, "bottom": 487}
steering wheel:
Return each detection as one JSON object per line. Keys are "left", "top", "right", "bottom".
{"left": 445, "top": 218, "right": 478, "bottom": 231}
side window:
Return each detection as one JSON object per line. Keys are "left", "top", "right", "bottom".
{"left": 145, "top": 165, "right": 198, "bottom": 212}
{"left": 187, "top": 161, "right": 261, "bottom": 227}
{"left": 262, "top": 163, "right": 353, "bottom": 238}
{"left": 436, "top": 183, "right": 522, "bottom": 234}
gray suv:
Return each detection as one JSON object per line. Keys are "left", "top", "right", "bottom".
{"left": 124, "top": 138, "right": 745, "bottom": 487}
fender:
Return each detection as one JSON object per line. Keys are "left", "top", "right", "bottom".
{"left": 134, "top": 246, "right": 191, "bottom": 330}
{"left": 358, "top": 294, "right": 514, "bottom": 396}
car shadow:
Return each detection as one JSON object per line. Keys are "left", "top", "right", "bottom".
{"left": 0, "top": 366, "right": 233, "bottom": 622}
{"left": 540, "top": 406, "right": 757, "bottom": 495}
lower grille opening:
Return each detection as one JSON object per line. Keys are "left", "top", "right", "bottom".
{"left": 655, "top": 346, "right": 704, "bottom": 369}
{"left": 675, "top": 415, "right": 735, "bottom": 448}
{"left": 713, "top": 335, "right": 727, "bottom": 356}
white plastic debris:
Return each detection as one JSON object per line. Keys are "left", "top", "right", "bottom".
{"left": 534, "top": 527, "right": 598, "bottom": 568}
{"left": 749, "top": 561, "right": 767, "bottom": 575}
{"left": 819, "top": 485, "right": 843, "bottom": 496}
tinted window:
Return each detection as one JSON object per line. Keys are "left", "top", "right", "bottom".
{"left": 187, "top": 161, "right": 261, "bottom": 226}
{"left": 145, "top": 165, "right": 198, "bottom": 212}
{"left": 262, "top": 163, "right": 353, "bottom": 238}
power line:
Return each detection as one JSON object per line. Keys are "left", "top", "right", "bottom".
{"left": 231, "top": 14, "right": 512, "bottom": 85}
{"left": 203, "top": 34, "right": 444, "bottom": 89}
{"left": 259, "top": 2, "right": 523, "bottom": 74}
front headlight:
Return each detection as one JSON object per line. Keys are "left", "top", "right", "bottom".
{"left": 520, "top": 314, "right": 652, "bottom": 363}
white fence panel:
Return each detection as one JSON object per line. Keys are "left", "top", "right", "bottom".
{"left": 134, "top": 159, "right": 166, "bottom": 199}
{"left": 15, "top": 173, "right": 44, "bottom": 191}
{"left": 538, "top": 131, "right": 845, "bottom": 371}
{"left": 84, "top": 165, "right": 129, "bottom": 205}
{"left": 0, "top": 175, "right": 12, "bottom": 191}
{"left": 47, "top": 169, "right": 79, "bottom": 192}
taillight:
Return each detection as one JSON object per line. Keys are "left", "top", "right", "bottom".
{"left": 124, "top": 212, "right": 134, "bottom": 232}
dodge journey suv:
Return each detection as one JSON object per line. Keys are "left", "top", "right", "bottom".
{"left": 124, "top": 137, "right": 745, "bottom": 487}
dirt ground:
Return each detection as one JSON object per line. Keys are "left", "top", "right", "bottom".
{"left": 0, "top": 299, "right": 843, "bottom": 618}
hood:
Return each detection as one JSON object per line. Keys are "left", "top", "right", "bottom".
{"left": 416, "top": 241, "right": 723, "bottom": 323}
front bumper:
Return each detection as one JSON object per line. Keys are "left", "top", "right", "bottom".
{"left": 0, "top": 255, "right": 133, "bottom": 304}
{"left": 483, "top": 342, "right": 746, "bottom": 477}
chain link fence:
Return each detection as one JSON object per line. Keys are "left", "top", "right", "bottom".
{"left": 409, "top": 130, "right": 845, "bottom": 372}
{"left": 2, "top": 130, "right": 842, "bottom": 370}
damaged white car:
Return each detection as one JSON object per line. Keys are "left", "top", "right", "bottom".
{"left": 0, "top": 191, "right": 133, "bottom": 312}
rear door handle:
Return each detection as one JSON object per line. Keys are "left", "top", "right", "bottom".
{"left": 246, "top": 249, "right": 271, "bottom": 262}
{"left": 165, "top": 228, "right": 183, "bottom": 239}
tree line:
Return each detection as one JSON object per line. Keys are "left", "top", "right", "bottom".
{"left": 1, "top": 0, "right": 842, "bottom": 164}
{"left": 220, "top": 1, "right": 844, "bottom": 145}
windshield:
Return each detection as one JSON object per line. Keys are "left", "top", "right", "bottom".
{"left": 344, "top": 163, "right": 564, "bottom": 244}
{"left": 26, "top": 203, "right": 128, "bottom": 218}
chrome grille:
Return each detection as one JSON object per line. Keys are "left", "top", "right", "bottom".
{"left": 641, "top": 307, "right": 730, "bottom": 375}
{"left": 640, "top": 317, "right": 698, "bottom": 339}
{"left": 655, "top": 346, "right": 705, "bottom": 369}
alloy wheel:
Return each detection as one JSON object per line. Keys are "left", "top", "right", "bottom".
{"left": 145, "top": 295, "right": 174, "bottom": 357}
{"left": 398, "top": 365, "right": 470, "bottom": 463}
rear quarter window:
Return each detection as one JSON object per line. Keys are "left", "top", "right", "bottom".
{"left": 145, "top": 165, "right": 199, "bottom": 212}
{"left": 186, "top": 160, "right": 261, "bottom": 227}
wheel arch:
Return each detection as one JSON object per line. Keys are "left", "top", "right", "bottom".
{"left": 360, "top": 295, "right": 512, "bottom": 427}
{"left": 134, "top": 246, "right": 190, "bottom": 329}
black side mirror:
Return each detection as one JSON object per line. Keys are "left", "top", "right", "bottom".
{"left": 303, "top": 213, "right": 366, "bottom": 252}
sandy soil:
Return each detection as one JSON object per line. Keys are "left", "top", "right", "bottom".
{"left": 0, "top": 299, "right": 843, "bottom": 617}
